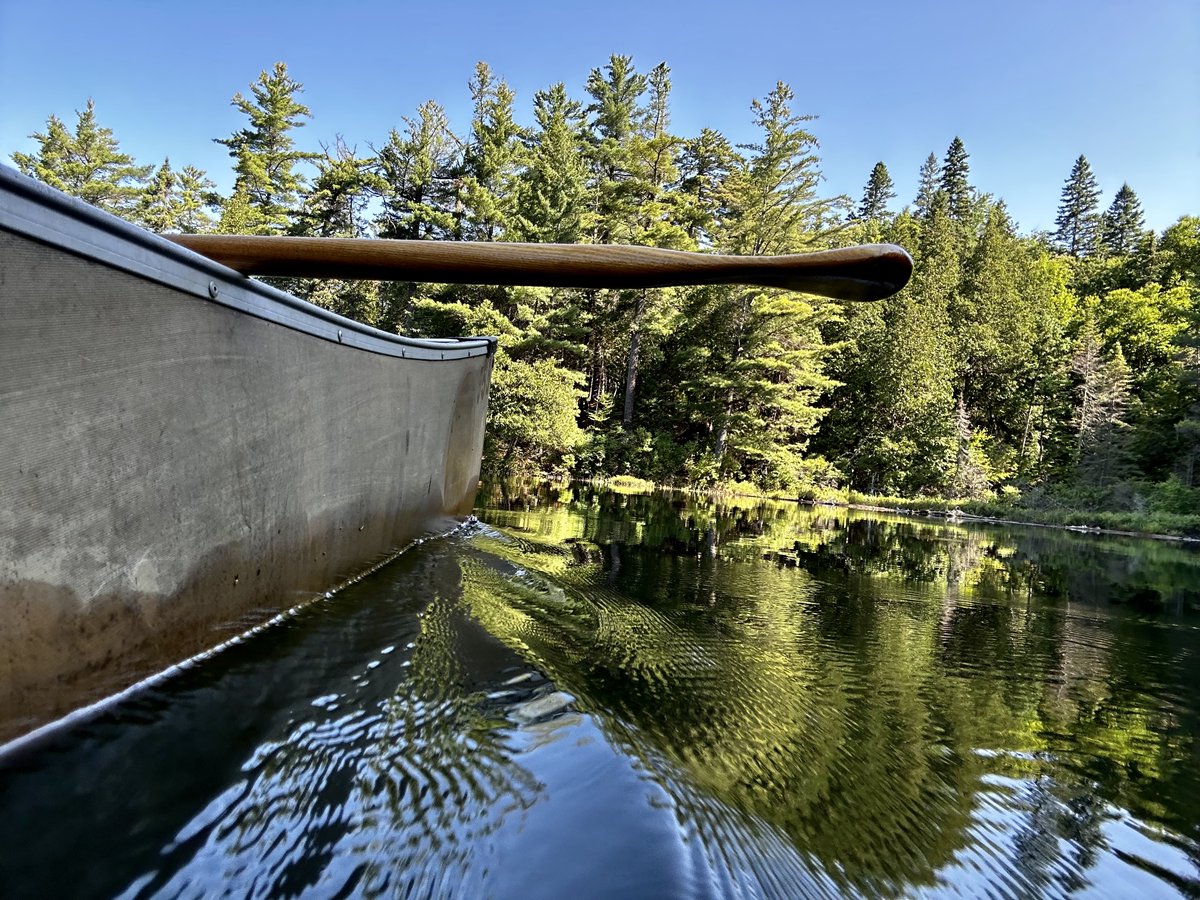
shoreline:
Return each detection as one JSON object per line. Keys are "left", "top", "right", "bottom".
{"left": 581, "top": 476, "right": 1200, "bottom": 544}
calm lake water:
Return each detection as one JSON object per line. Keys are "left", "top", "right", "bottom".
{"left": 2, "top": 482, "right": 1199, "bottom": 898}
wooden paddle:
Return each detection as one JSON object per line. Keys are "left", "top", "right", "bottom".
{"left": 168, "top": 236, "right": 912, "bottom": 302}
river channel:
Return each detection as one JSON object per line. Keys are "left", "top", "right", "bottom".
{"left": 2, "top": 481, "right": 1198, "bottom": 897}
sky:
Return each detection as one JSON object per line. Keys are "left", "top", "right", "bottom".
{"left": 1, "top": 0, "right": 1197, "bottom": 235}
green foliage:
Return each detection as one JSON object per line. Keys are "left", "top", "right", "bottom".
{"left": 485, "top": 354, "right": 584, "bottom": 476}
{"left": 939, "top": 137, "right": 972, "bottom": 220}
{"left": 1054, "top": 155, "right": 1102, "bottom": 257}
{"left": 215, "top": 62, "right": 320, "bottom": 234}
{"left": 512, "top": 84, "right": 589, "bottom": 243}
{"left": 460, "top": 62, "right": 525, "bottom": 242}
{"left": 1101, "top": 183, "right": 1145, "bottom": 256}
{"left": 913, "top": 152, "right": 940, "bottom": 219}
{"left": 12, "top": 99, "right": 152, "bottom": 216}
{"left": 376, "top": 101, "right": 460, "bottom": 241}
{"left": 853, "top": 161, "right": 896, "bottom": 228}
{"left": 136, "top": 158, "right": 217, "bottom": 233}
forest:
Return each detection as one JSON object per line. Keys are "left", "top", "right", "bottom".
{"left": 10, "top": 59, "right": 1200, "bottom": 530}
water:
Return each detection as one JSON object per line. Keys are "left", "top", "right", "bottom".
{"left": 2, "top": 482, "right": 1198, "bottom": 898}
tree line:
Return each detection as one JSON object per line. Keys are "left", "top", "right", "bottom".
{"left": 11, "top": 60, "right": 1200, "bottom": 514}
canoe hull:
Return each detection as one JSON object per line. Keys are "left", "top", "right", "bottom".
{"left": 0, "top": 170, "right": 494, "bottom": 742}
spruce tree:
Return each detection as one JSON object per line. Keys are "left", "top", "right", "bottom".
{"left": 215, "top": 62, "right": 320, "bottom": 234}
{"left": 913, "top": 152, "right": 940, "bottom": 219}
{"left": 1054, "top": 155, "right": 1102, "bottom": 257}
{"left": 1101, "top": 183, "right": 1145, "bottom": 256}
{"left": 939, "top": 137, "right": 972, "bottom": 220}
{"left": 854, "top": 161, "right": 896, "bottom": 222}
{"left": 12, "top": 99, "right": 151, "bottom": 216}
{"left": 1073, "top": 335, "right": 1134, "bottom": 486}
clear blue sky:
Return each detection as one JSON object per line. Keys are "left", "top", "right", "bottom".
{"left": 2, "top": 0, "right": 1196, "bottom": 234}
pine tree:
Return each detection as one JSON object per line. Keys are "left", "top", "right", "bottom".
{"left": 460, "top": 62, "right": 525, "bottom": 242}
{"left": 1101, "top": 183, "right": 1145, "bottom": 255}
{"left": 215, "top": 62, "right": 320, "bottom": 234}
{"left": 694, "top": 82, "right": 840, "bottom": 486}
{"left": 291, "top": 139, "right": 386, "bottom": 324}
{"left": 296, "top": 139, "right": 383, "bottom": 238}
{"left": 1054, "top": 155, "right": 1102, "bottom": 257}
{"left": 913, "top": 152, "right": 940, "bottom": 219}
{"left": 854, "top": 161, "right": 896, "bottom": 222}
{"left": 375, "top": 101, "right": 460, "bottom": 241}
{"left": 12, "top": 99, "right": 151, "bottom": 216}
{"left": 675, "top": 128, "right": 736, "bottom": 246}
{"left": 136, "top": 158, "right": 217, "bottom": 233}
{"left": 580, "top": 55, "right": 649, "bottom": 418}
{"left": 939, "top": 137, "right": 972, "bottom": 220}
{"left": 513, "top": 83, "right": 589, "bottom": 243}
{"left": 618, "top": 62, "right": 689, "bottom": 427}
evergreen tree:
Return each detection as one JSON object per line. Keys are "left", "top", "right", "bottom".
{"left": 375, "top": 100, "right": 462, "bottom": 331}
{"left": 1101, "top": 183, "right": 1145, "bottom": 255}
{"left": 375, "top": 101, "right": 460, "bottom": 241}
{"left": 1054, "top": 155, "right": 1102, "bottom": 257}
{"left": 215, "top": 62, "right": 320, "bottom": 234}
{"left": 939, "top": 137, "right": 972, "bottom": 220}
{"left": 512, "top": 84, "right": 589, "bottom": 243}
{"left": 460, "top": 62, "right": 525, "bottom": 242}
{"left": 695, "top": 82, "right": 840, "bottom": 486}
{"left": 12, "top": 99, "right": 151, "bottom": 216}
{"left": 854, "top": 161, "right": 896, "bottom": 222}
{"left": 216, "top": 184, "right": 268, "bottom": 235}
{"left": 136, "top": 158, "right": 218, "bottom": 234}
{"left": 951, "top": 395, "right": 991, "bottom": 498}
{"left": 291, "top": 140, "right": 386, "bottom": 324}
{"left": 513, "top": 83, "right": 589, "bottom": 243}
{"left": 296, "top": 139, "right": 382, "bottom": 238}
{"left": 617, "top": 62, "right": 690, "bottom": 428}
{"left": 675, "top": 128, "right": 736, "bottom": 246}
{"left": 913, "top": 152, "right": 940, "bottom": 219}
{"left": 580, "top": 55, "right": 649, "bottom": 417}
{"left": 585, "top": 54, "right": 649, "bottom": 243}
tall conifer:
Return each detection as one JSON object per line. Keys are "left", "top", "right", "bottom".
{"left": 216, "top": 63, "right": 320, "bottom": 234}
{"left": 913, "top": 152, "right": 940, "bottom": 219}
{"left": 13, "top": 99, "right": 151, "bottom": 216}
{"left": 939, "top": 137, "right": 972, "bottom": 220}
{"left": 1101, "top": 183, "right": 1145, "bottom": 256}
{"left": 1054, "top": 155, "right": 1102, "bottom": 257}
{"left": 855, "top": 162, "right": 896, "bottom": 222}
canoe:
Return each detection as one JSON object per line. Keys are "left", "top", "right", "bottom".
{"left": 0, "top": 168, "right": 495, "bottom": 742}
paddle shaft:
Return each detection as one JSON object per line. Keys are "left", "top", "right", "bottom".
{"left": 169, "top": 236, "right": 912, "bottom": 302}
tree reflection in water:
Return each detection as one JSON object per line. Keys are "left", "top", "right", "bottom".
{"left": 467, "top": 480, "right": 1200, "bottom": 896}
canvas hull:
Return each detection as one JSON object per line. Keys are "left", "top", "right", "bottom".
{"left": 0, "top": 169, "right": 495, "bottom": 742}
